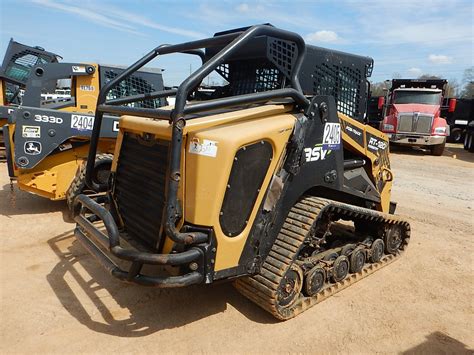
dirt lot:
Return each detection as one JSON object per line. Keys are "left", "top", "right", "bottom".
{"left": 1, "top": 143, "right": 473, "bottom": 354}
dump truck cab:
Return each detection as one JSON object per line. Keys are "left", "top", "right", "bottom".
{"left": 380, "top": 79, "right": 450, "bottom": 155}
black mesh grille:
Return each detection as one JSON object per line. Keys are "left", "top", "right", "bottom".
{"left": 217, "top": 60, "right": 284, "bottom": 96}
{"left": 267, "top": 37, "right": 297, "bottom": 79}
{"left": 5, "top": 50, "right": 51, "bottom": 83}
{"left": 207, "top": 29, "right": 372, "bottom": 121}
{"left": 216, "top": 63, "right": 229, "bottom": 80}
{"left": 114, "top": 133, "right": 169, "bottom": 249}
{"left": 312, "top": 63, "right": 363, "bottom": 119}
{"left": 104, "top": 70, "right": 164, "bottom": 109}
{"left": 214, "top": 38, "right": 295, "bottom": 96}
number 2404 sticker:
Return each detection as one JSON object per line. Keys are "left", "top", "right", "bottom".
{"left": 322, "top": 122, "right": 341, "bottom": 150}
{"left": 71, "top": 115, "right": 94, "bottom": 131}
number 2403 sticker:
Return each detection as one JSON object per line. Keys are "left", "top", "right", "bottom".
{"left": 322, "top": 122, "right": 341, "bottom": 150}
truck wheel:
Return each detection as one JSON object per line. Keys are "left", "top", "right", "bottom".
{"left": 430, "top": 142, "right": 445, "bottom": 156}
{"left": 468, "top": 133, "right": 474, "bottom": 153}
{"left": 464, "top": 132, "right": 469, "bottom": 150}
{"left": 450, "top": 128, "right": 463, "bottom": 143}
{"left": 66, "top": 153, "right": 113, "bottom": 216}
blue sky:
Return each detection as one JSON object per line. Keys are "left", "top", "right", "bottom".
{"left": 1, "top": 0, "right": 472, "bottom": 88}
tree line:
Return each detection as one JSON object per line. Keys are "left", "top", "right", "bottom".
{"left": 370, "top": 67, "right": 473, "bottom": 99}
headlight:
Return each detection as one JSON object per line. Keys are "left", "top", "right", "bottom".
{"left": 383, "top": 124, "right": 394, "bottom": 131}
{"left": 434, "top": 126, "right": 447, "bottom": 134}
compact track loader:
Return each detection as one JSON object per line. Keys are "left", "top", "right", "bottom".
{"left": 73, "top": 25, "right": 410, "bottom": 320}
{"left": 0, "top": 39, "right": 61, "bottom": 161}
{"left": 1, "top": 40, "right": 165, "bottom": 208}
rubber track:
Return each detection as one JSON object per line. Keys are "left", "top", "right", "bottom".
{"left": 0, "top": 129, "right": 6, "bottom": 162}
{"left": 234, "top": 196, "right": 411, "bottom": 320}
{"left": 66, "top": 153, "right": 113, "bottom": 211}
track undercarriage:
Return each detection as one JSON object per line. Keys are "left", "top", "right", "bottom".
{"left": 235, "top": 196, "right": 410, "bottom": 320}
{"left": 0, "top": 126, "right": 6, "bottom": 162}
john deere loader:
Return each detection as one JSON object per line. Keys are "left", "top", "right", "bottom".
{"left": 0, "top": 39, "right": 61, "bottom": 161}
{"left": 73, "top": 25, "right": 410, "bottom": 320}
{"left": 1, "top": 39, "right": 165, "bottom": 210}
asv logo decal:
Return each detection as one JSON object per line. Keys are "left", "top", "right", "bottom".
{"left": 24, "top": 141, "right": 42, "bottom": 155}
{"left": 304, "top": 144, "right": 331, "bottom": 162}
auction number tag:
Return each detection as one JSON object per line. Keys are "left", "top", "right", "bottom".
{"left": 71, "top": 115, "right": 94, "bottom": 131}
{"left": 322, "top": 122, "right": 341, "bottom": 150}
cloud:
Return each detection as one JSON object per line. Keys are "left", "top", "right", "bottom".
{"left": 407, "top": 67, "right": 422, "bottom": 76}
{"left": 235, "top": 3, "right": 264, "bottom": 13}
{"left": 30, "top": 0, "right": 142, "bottom": 35}
{"left": 428, "top": 54, "right": 453, "bottom": 64}
{"left": 305, "top": 30, "right": 339, "bottom": 43}
{"left": 31, "top": 0, "right": 205, "bottom": 39}
{"left": 347, "top": 0, "right": 472, "bottom": 47}
{"left": 236, "top": 3, "right": 249, "bottom": 12}
{"left": 189, "top": 3, "right": 329, "bottom": 32}
{"left": 103, "top": 7, "right": 206, "bottom": 39}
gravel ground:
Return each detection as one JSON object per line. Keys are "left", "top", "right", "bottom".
{"left": 1, "top": 143, "right": 473, "bottom": 354}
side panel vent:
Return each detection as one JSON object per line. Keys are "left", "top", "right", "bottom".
{"left": 220, "top": 141, "right": 273, "bottom": 237}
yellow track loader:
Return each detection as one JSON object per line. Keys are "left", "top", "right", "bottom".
{"left": 72, "top": 25, "right": 410, "bottom": 320}
{"left": 1, "top": 40, "right": 165, "bottom": 210}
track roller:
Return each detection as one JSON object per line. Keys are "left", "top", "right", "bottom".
{"left": 303, "top": 266, "right": 326, "bottom": 296}
{"left": 384, "top": 225, "right": 403, "bottom": 254}
{"left": 331, "top": 255, "right": 349, "bottom": 282}
{"left": 323, "top": 251, "right": 339, "bottom": 261}
{"left": 234, "top": 196, "right": 410, "bottom": 320}
{"left": 276, "top": 265, "right": 303, "bottom": 308}
{"left": 349, "top": 247, "right": 366, "bottom": 273}
{"left": 341, "top": 243, "right": 356, "bottom": 256}
{"left": 369, "top": 239, "right": 384, "bottom": 263}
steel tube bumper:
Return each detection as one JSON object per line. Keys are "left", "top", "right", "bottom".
{"left": 387, "top": 134, "right": 446, "bottom": 146}
{"left": 73, "top": 194, "right": 204, "bottom": 287}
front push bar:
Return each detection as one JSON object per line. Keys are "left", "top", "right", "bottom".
{"left": 73, "top": 194, "right": 205, "bottom": 287}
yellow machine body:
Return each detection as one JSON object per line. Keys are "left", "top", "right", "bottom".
{"left": 13, "top": 139, "right": 114, "bottom": 200}
{"left": 1, "top": 80, "right": 9, "bottom": 159}
{"left": 112, "top": 104, "right": 393, "bottom": 271}
{"left": 3, "top": 64, "right": 115, "bottom": 200}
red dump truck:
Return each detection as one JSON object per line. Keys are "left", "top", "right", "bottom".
{"left": 379, "top": 79, "right": 453, "bottom": 155}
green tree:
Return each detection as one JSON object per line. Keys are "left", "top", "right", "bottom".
{"left": 416, "top": 74, "right": 459, "bottom": 98}
{"left": 446, "top": 78, "right": 459, "bottom": 98}
{"left": 418, "top": 74, "right": 442, "bottom": 80}
{"left": 460, "top": 67, "right": 474, "bottom": 99}
{"left": 369, "top": 82, "right": 386, "bottom": 96}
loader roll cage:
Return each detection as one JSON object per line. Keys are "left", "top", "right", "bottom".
{"left": 76, "top": 25, "right": 312, "bottom": 287}
{"left": 83, "top": 26, "right": 308, "bottom": 229}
